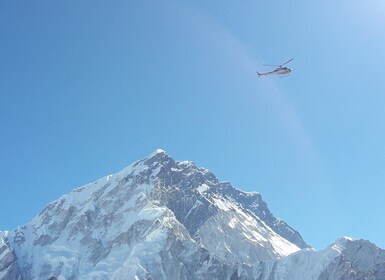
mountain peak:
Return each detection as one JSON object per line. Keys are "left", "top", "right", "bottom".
{"left": 115, "top": 149, "right": 173, "bottom": 179}
{"left": 144, "top": 148, "right": 171, "bottom": 164}
{"left": 3, "top": 151, "right": 383, "bottom": 280}
{"left": 148, "top": 148, "right": 167, "bottom": 158}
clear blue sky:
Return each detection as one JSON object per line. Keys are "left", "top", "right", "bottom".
{"left": 1, "top": 0, "right": 385, "bottom": 250}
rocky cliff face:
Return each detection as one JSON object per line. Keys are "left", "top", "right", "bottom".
{"left": 1, "top": 150, "right": 384, "bottom": 280}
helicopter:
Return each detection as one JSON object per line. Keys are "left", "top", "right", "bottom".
{"left": 256, "top": 58, "right": 293, "bottom": 77}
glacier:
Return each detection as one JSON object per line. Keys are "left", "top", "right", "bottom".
{"left": 0, "top": 149, "right": 384, "bottom": 279}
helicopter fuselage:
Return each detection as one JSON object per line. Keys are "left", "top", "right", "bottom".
{"left": 257, "top": 66, "right": 292, "bottom": 77}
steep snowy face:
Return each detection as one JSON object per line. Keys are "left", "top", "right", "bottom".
{"left": 0, "top": 232, "right": 22, "bottom": 280}
{"left": 5, "top": 150, "right": 305, "bottom": 279}
{"left": 9, "top": 152, "right": 167, "bottom": 279}
{"left": 151, "top": 157, "right": 307, "bottom": 248}
{"left": 203, "top": 181, "right": 309, "bottom": 249}
{"left": 138, "top": 152, "right": 304, "bottom": 261}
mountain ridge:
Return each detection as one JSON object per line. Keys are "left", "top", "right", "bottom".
{"left": 1, "top": 149, "right": 384, "bottom": 280}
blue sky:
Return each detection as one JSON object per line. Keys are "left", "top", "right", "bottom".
{"left": 1, "top": 0, "right": 385, "bottom": 250}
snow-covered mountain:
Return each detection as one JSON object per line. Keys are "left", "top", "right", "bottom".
{"left": 1, "top": 149, "right": 384, "bottom": 279}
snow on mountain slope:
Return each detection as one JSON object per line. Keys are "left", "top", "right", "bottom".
{"left": 146, "top": 153, "right": 304, "bottom": 261}
{"left": 0, "top": 232, "right": 22, "bottom": 280}
{"left": 1, "top": 149, "right": 385, "bottom": 280}
{"left": 3, "top": 150, "right": 303, "bottom": 279}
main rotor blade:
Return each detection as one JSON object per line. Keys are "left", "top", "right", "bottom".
{"left": 281, "top": 58, "right": 294, "bottom": 66}
{"left": 263, "top": 58, "right": 293, "bottom": 67}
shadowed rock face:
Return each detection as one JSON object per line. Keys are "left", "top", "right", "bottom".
{"left": 147, "top": 153, "right": 308, "bottom": 249}
{"left": 2, "top": 150, "right": 385, "bottom": 279}
{"left": 154, "top": 159, "right": 220, "bottom": 237}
